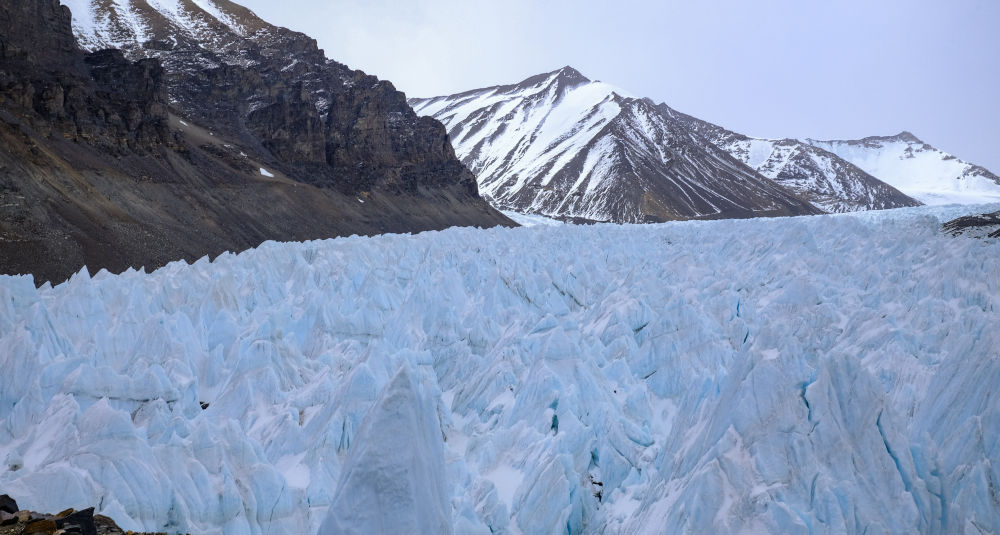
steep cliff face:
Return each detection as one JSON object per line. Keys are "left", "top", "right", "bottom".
{"left": 0, "top": 0, "right": 78, "bottom": 69}
{"left": 0, "top": 0, "right": 510, "bottom": 285}
{"left": 63, "top": 0, "right": 480, "bottom": 195}
{"left": 0, "top": 0, "right": 170, "bottom": 151}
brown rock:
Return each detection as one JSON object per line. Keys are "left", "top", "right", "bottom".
{"left": 24, "top": 518, "right": 58, "bottom": 534}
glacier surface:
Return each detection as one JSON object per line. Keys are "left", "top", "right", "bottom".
{"left": 2, "top": 205, "right": 999, "bottom": 534}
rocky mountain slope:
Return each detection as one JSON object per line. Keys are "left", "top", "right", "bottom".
{"left": 670, "top": 111, "right": 922, "bottom": 212}
{"left": 0, "top": 0, "right": 509, "bottom": 285}
{"left": 806, "top": 133, "right": 1000, "bottom": 205}
{"left": 411, "top": 67, "right": 820, "bottom": 223}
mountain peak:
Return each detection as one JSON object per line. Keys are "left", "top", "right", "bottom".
{"left": 511, "top": 65, "right": 591, "bottom": 92}
{"left": 552, "top": 65, "right": 589, "bottom": 82}
{"left": 853, "top": 131, "right": 925, "bottom": 145}
{"left": 893, "top": 131, "right": 922, "bottom": 143}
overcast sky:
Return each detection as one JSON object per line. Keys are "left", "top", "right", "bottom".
{"left": 237, "top": 0, "right": 999, "bottom": 172}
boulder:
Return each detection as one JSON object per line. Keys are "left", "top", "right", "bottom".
{"left": 0, "top": 494, "right": 17, "bottom": 514}
{"left": 55, "top": 507, "right": 96, "bottom": 535}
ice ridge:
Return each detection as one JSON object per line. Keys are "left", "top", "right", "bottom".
{"left": 1, "top": 204, "right": 999, "bottom": 534}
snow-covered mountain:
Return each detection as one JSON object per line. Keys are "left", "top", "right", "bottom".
{"left": 806, "top": 133, "right": 1000, "bottom": 205}
{"left": 2, "top": 203, "right": 999, "bottom": 534}
{"left": 671, "top": 112, "right": 922, "bottom": 213}
{"left": 411, "top": 67, "right": 819, "bottom": 223}
{"left": 62, "top": 0, "right": 303, "bottom": 62}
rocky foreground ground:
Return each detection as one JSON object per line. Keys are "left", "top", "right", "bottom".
{"left": 0, "top": 495, "right": 170, "bottom": 535}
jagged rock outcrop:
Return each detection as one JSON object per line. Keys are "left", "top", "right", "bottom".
{"left": 0, "top": 0, "right": 510, "bottom": 285}
{"left": 0, "top": 0, "right": 78, "bottom": 69}
{"left": 0, "top": 495, "right": 16, "bottom": 515}
{"left": 83, "top": 49, "right": 170, "bottom": 147}
{"left": 0, "top": 1, "right": 170, "bottom": 151}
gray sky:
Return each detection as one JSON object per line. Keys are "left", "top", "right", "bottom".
{"left": 237, "top": 0, "right": 1000, "bottom": 172}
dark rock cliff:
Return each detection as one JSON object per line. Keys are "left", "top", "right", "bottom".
{"left": 0, "top": 0, "right": 511, "bottom": 285}
{"left": 71, "top": 0, "right": 481, "bottom": 196}
{"left": 0, "top": 0, "right": 78, "bottom": 69}
{"left": 0, "top": 1, "right": 170, "bottom": 151}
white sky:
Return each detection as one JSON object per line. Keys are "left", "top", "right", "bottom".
{"left": 237, "top": 0, "right": 1000, "bottom": 172}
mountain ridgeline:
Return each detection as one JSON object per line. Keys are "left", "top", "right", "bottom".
{"left": 413, "top": 67, "right": 1000, "bottom": 222}
{"left": 0, "top": 0, "right": 510, "bottom": 285}
{"left": 412, "top": 67, "right": 821, "bottom": 223}
{"left": 667, "top": 110, "right": 923, "bottom": 213}
{"left": 805, "top": 133, "right": 1000, "bottom": 205}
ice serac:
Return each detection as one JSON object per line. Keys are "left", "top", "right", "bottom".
{"left": 318, "top": 366, "right": 452, "bottom": 535}
{"left": 668, "top": 108, "right": 923, "bottom": 213}
{"left": 411, "top": 67, "right": 820, "bottom": 223}
{"left": 1, "top": 203, "right": 998, "bottom": 534}
{"left": 806, "top": 132, "right": 1000, "bottom": 205}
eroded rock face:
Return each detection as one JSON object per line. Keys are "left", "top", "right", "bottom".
{"left": 0, "top": 0, "right": 510, "bottom": 285}
{"left": 0, "top": 2, "right": 170, "bottom": 151}
{"left": 66, "top": 0, "right": 480, "bottom": 195}
{"left": 0, "top": 0, "right": 78, "bottom": 69}
{"left": 245, "top": 83, "right": 326, "bottom": 164}
{"left": 81, "top": 49, "right": 171, "bottom": 148}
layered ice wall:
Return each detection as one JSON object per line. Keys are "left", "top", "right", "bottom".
{"left": 1, "top": 205, "right": 999, "bottom": 534}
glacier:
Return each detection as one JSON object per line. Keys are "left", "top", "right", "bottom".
{"left": 1, "top": 204, "right": 999, "bottom": 534}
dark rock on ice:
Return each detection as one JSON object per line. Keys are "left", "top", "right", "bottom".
{"left": 942, "top": 210, "right": 1000, "bottom": 238}
{"left": 0, "top": 495, "right": 16, "bottom": 514}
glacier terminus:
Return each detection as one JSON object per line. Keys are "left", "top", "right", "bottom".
{"left": 1, "top": 204, "right": 998, "bottom": 534}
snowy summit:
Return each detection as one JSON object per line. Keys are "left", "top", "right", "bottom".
{"left": 411, "top": 67, "right": 818, "bottom": 223}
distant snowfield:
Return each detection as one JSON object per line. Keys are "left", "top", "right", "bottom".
{"left": 808, "top": 137, "right": 1000, "bottom": 206}
{"left": 2, "top": 205, "right": 999, "bottom": 534}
